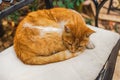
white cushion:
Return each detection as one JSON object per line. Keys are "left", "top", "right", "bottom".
{"left": 0, "top": 25, "right": 119, "bottom": 80}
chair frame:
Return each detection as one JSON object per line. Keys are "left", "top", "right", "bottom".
{"left": 107, "top": 0, "right": 120, "bottom": 14}
{"left": 0, "top": 0, "right": 120, "bottom": 80}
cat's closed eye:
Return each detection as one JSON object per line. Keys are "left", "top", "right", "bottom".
{"left": 86, "top": 34, "right": 90, "bottom": 37}
{"left": 65, "top": 41, "right": 72, "bottom": 45}
{"left": 78, "top": 45, "right": 83, "bottom": 47}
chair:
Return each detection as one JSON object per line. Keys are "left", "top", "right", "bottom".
{"left": 0, "top": 0, "right": 120, "bottom": 80}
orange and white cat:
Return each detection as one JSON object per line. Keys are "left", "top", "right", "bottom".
{"left": 14, "top": 8, "right": 95, "bottom": 65}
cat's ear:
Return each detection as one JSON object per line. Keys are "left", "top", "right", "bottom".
{"left": 64, "top": 26, "right": 71, "bottom": 33}
{"left": 86, "top": 28, "right": 95, "bottom": 37}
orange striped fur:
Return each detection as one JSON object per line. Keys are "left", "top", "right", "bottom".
{"left": 14, "top": 8, "right": 95, "bottom": 65}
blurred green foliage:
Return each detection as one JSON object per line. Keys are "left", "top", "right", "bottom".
{"left": 5, "top": 0, "right": 41, "bottom": 24}
{"left": 53, "top": 0, "right": 84, "bottom": 9}
{"left": 5, "top": 0, "right": 88, "bottom": 25}
{"left": 29, "top": 0, "right": 40, "bottom": 11}
{"left": 7, "top": 11, "right": 21, "bottom": 24}
{"left": 85, "top": 18, "right": 93, "bottom": 25}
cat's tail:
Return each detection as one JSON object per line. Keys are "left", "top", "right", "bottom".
{"left": 23, "top": 50, "right": 80, "bottom": 65}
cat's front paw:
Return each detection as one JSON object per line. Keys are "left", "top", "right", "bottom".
{"left": 86, "top": 41, "right": 95, "bottom": 49}
{"left": 77, "top": 46, "right": 85, "bottom": 52}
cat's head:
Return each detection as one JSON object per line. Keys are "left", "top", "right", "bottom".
{"left": 62, "top": 26, "right": 95, "bottom": 53}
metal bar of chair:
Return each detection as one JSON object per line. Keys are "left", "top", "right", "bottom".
{"left": 107, "top": 0, "right": 120, "bottom": 14}
{"left": 45, "top": 0, "right": 53, "bottom": 9}
{"left": 107, "top": 0, "right": 113, "bottom": 14}
{"left": 92, "top": 0, "right": 108, "bottom": 27}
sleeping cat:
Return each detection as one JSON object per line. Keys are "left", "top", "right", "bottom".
{"left": 14, "top": 8, "right": 95, "bottom": 65}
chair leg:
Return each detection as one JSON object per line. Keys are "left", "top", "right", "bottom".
{"left": 92, "top": 0, "right": 108, "bottom": 27}
{"left": 45, "top": 0, "right": 53, "bottom": 9}
{"left": 107, "top": 0, "right": 113, "bottom": 14}
{"left": 0, "top": 23, "right": 4, "bottom": 37}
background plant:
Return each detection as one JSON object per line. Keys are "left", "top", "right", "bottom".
{"left": 53, "top": 0, "right": 85, "bottom": 9}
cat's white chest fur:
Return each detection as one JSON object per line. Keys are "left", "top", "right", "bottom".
{"left": 23, "top": 23, "right": 65, "bottom": 37}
